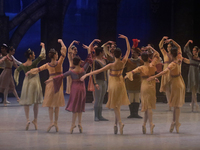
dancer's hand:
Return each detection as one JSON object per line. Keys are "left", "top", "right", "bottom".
{"left": 44, "top": 78, "right": 53, "bottom": 84}
{"left": 73, "top": 40, "right": 80, "bottom": 45}
{"left": 188, "top": 40, "right": 193, "bottom": 44}
{"left": 82, "top": 44, "right": 89, "bottom": 50}
{"left": 95, "top": 84, "right": 100, "bottom": 90}
{"left": 58, "top": 39, "right": 63, "bottom": 43}
{"left": 80, "top": 74, "right": 87, "bottom": 81}
{"left": 25, "top": 71, "right": 30, "bottom": 76}
{"left": 124, "top": 71, "right": 133, "bottom": 81}
{"left": 147, "top": 76, "right": 155, "bottom": 82}
{"left": 155, "top": 78, "right": 160, "bottom": 83}
{"left": 93, "top": 39, "right": 101, "bottom": 43}
{"left": 118, "top": 34, "right": 127, "bottom": 39}
{"left": 40, "top": 42, "right": 45, "bottom": 47}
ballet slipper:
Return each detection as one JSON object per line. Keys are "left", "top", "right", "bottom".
{"left": 119, "top": 123, "right": 124, "bottom": 135}
{"left": 114, "top": 125, "right": 118, "bottom": 134}
{"left": 3, "top": 103, "right": 7, "bottom": 107}
{"left": 169, "top": 122, "right": 175, "bottom": 133}
{"left": 47, "top": 124, "right": 54, "bottom": 132}
{"left": 150, "top": 124, "right": 155, "bottom": 134}
{"left": 175, "top": 123, "right": 181, "bottom": 133}
{"left": 70, "top": 125, "right": 76, "bottom": 134}
{"left": 142, "top": 125, "right": 146, "bottom": 134}
{"left": 54, "top": 123, "right": 59, "bottom": 132}
{"left": 26, "top": 121, "right": 31, "bottom": 130}
{"left": 6, "top": 100, "right": 10, "bottom": 104}
{"left": 32, "top": 120, "right": 38, "bottom": 130}
{"left": 78, "top": 124, "right": 83, "bottom": 133}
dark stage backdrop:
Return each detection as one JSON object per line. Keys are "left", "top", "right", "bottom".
{"left": 1, "top": 0, "right": 200, "bottom": 102}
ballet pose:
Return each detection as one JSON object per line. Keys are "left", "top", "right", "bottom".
{"left": 159, "top": 36, "right": 173, "bottom": 110}
{"left": 184, "top": 40, "right": 200, "bottom": 112}
{"left": 46, "top": 55, "right": 92, "bottom": 134}
{"left": 125, "top": 46, "right": 160, "bottom": 134}
{"left": 14, "top": 43, "right": 46, "bottom": 130}
{"left": 147, "top": 39, "right": 185, "bottom": 133}
{"left": 0, "top": 46, "right": 20, "bottom": 106}
{"left": 81, "top": 34, "right": 131, "bottom": 135}
{"left": 124, "top": 47, "right": 143, "bottom": 118}
{"left": 26, "top": 39, "right": 67, "bottom": 132}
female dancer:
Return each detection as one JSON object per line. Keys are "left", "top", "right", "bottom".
{"left": 125, "top": 46, "right": 160, "bottom": 134}
{"left": 159, "top": 36, "right": 173, "bottom": 110}
{"left": 81, "top": 34, "right": 131, "bottom": 135}
{"left": 14, "top": 43, "right": 45, "bottom": 130}
{"left": 147, "top": 39, "right": 185, "bottom": 133}
{"left": 0, "top": 46, "right": 20, "bottom": 106}
{"left": 46, "top": 55, "right": 92, "bottom": 134}
{"left": 66, "top": 40, "right": 79, "bottom": 94}
{"left": 184, "top": 40, "right": 200, "bottom": 111}
{"left": 26, "top": 39, "right": 67, "bottom": 132}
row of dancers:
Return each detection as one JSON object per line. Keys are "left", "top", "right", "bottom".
{"left": 0, "top": 35, "right": 199, "bottom": 135}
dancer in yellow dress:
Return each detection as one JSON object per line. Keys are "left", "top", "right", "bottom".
{"left": 26, "top": 39, "right": 67, "bottom": 132}
{"left": 147, "top": 39, "right": 186, "bottom": 133}
{"left": 81, "top": 34, "right": 130, "bottom": 135}
{"left": 125, "top": 46, "right": 160, "bottom": 134}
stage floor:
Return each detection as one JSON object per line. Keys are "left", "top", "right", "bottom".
{"left": 0, "top": 95, "right": 200, "bottom": 150}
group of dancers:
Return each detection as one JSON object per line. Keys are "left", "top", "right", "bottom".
{"left": 0, "top": 35, "right": 199, "bottom": 135}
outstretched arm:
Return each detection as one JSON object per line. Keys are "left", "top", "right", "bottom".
{"left": 0, "top": 56, "right": 7, "bottom": 64}
{"left": 120, "top": 34, "right": 131, "bottom": 62}
{"left": 147, "top": 68, "right": 169, "bottom": 81}
{"left": 80, "top": 63, "right": 112, "bottom": 81}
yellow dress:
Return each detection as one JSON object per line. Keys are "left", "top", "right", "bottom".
{"left": 132, "top": 65, "right": 157, "bottom": 112}
{"left": 38, "top": 56, "right": 65, "bottom": 107}
{"left": 106, "top": 64, "right": 130, "bottom": 109}
{"left": 167, "top": 60, "right": 185, "bottom": 107}
{"left": 160, "top": 53, "right": 172, "bottom": 92}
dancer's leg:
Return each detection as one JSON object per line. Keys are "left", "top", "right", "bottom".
{"left": 47, "top": 107, "right": 54, "bottom": 132}
{"left": 24, "top": 105, "right": 30, "bottom": 130}
{"left": 78, "top": 113, "right": 83, "bottom": 133}
{"left": 3, "top": 89, "right": 8, "bottom": 106}
{"left": 70, "top": 113, "right": 78, "bottom": 134}
{"left": 32, "top": 104, "right": 38, "bottom": 130}
{"left": 165, "top": 86, "right": 171, "bottom": 110}
{"left": 12, "top": 89, "right": 20, "bottom": 101}
{"left": 175, "top": 107, "right": 181, "bottom": 133}
{"left": 113, "top": 106, "right": 124, "bottom": 134}
{"left": 192, "top": 87, "right": 198, "bottom": 111}
{"left": 54, "top": 107, "right": 59, "bottom": 132}
{"left": 147, "top": 108, "right": 155, "bottom": 134}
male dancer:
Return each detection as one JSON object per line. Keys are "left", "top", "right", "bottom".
{"left": 124, "top": 47, "right": 143, "bottom": 118}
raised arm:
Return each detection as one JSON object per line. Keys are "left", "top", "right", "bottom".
{"left": 159, "top": 36, "right": 168, "bottom": 55}
{"left": 101, "top": 41, "right": 115, "bottom": 57}
{"left": 39, "top": 42, "right": 46, "bottom": 59}
{"left": 183, "top": 40, "right": 193, "bottom": 59}
{"left": 58, "top": 39, "right": 67, "bottom": 58}
{"left": 146, "top": 45, "right": 160, "bottom": 66}
{"left": 68, "top": 40, "right": 79, "bottom": 53}
{"left": 87, "top": 39, "right": 101, "bottom": 54}
{"left": 120, "top": 34, "right": 131, "bottom": 62}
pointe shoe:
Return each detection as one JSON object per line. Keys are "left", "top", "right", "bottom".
{"left": 6, "top": 100, "right": 10, "bottom": 104}
{"left": 54, "top": 124, "right": 59, "bottom": 132}
{"left": 78, "top": 125, "right": 83, "bottom": 133}
{"left": 142, "top": 125, "right": 146, "bottom": 134}
{"left": 32, "top": 120, "right": 38, "bottom": 130}
{"left": 169, "top": 122, "right": 175, "bottom": 133}
{"left": 119, "top": 124, "right": 124, "bottom": 135}
{"left": 150, "top": 124, "right": 155, "bottom": 134}
{"left": 26, "top": 121, "right": 31, "bottom": 130}
{"left": 47, "top": 124, "right": 54, "bottom": 132}
{"left": 3, "top": 103, "right": 7, "bottom": 107}
{"left": 114, "top": 125, "right": 118, "bottom": 134}
{"left": 70, "top": 125, "right": 76, "bottom": 134}
{"left": 175, "top": 123, "right": 181, "bottom": 133}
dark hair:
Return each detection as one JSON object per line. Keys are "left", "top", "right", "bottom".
{"left": 132, "top": 47, "right": 141, "bottom": 54}
{"left": 71, "top": 45, "right": 76, "bottom": 50}
{"left": 73, "top": 56, "right": 81, "bottom": 66}
{"left": 48, "top": 48, "right": 57, "bottom": 59}
{"left": 114, "top": 48, "right": 122, "bottom": 58}
{"left": 95, "top": 47, "right": 103, "bottom": 56}
{"left": 7, "top": 46, "right": 15, "bottom": 53}
{"left": 170, "top": 46, "right": 178, "bottom": 58}
{"left": 24, "top": 48, "right": 33, "bottom": 58}
{"left": 168, "top": 41, "right": 174, "bottom": 47}
{"left": 141, "top": 52, "right": 149, "bottom": 62}
{"left": 194, "top": 46, "right": 199, "bottom": 52}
